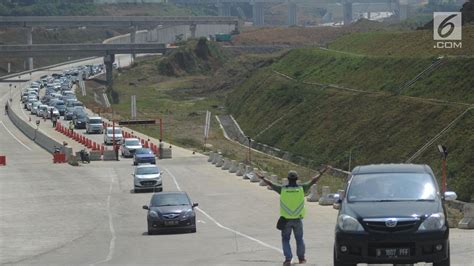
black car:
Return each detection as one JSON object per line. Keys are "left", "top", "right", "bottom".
{"left": 334, "top": 164, "right": 457, "bottom": 266}
{"left": 73, "top": 112, "right": 87, "bottom": 129}
{"left": 142, "top": 192, "right": 198, "bottom": 234}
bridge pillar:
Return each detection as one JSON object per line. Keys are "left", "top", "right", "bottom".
{"left": 130, "top": 25, "right": 137, "bottom": 63}
{"left": 252, "top": 2, "right": 265, "bottom": 26}
{"left": 190, "top": 23, "right": 197, "bottom": 39}
{"left": 26, "top": 26, "right": 33, "bottom": 70}
{"left": 104, "top": 54, "right": 115, "bottom": 89}
{"left": 343, "top": 2, "right": 353, "bottom": 26}
{"left": 288, "top": 1, "right": 297, "bottom": 26}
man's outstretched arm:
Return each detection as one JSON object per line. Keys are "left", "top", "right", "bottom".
{"left": 256, "top": 172, "right": 282, "bottom": 194}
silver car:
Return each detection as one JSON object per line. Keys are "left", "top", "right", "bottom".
{"left": 121, "top": 138, "right": 143, "bottom": 158}
{"left": 133, "top": 164, "right": 163, "bottom": 193}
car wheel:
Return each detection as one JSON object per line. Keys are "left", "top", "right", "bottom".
{"left": 133, "top": 162, "right": 138, "bottom": 166}
{"left": 147, "top": 224, "right": 154, "bottom": 235}
{"left": 190, "top": 227, "right": 196, "bottom": 233}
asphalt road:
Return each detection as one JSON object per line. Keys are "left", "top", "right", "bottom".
{"left": 1, "top": 56, "right": 473, "bottom": 266}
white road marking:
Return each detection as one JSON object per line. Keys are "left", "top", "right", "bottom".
{"left": 91, "top": 173, "right": 116, "bottom": 265}
{"left": 197, "top": 220, "right": 206, "bottom": 224}
{"left": 0, "top": 121, "right": 32, "bottom": 151}
{"left": 164, "top": 168, "right": 283, "bottom": 254}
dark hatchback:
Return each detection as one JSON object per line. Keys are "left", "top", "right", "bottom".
{"left": 133, "top": 148, "right": 156, "bottom": 165}
{"left": 334, "top": 164, "right": 457, "bottom": 266}
{"left": 142, "top": 192, "right": 198, "bottom": 234}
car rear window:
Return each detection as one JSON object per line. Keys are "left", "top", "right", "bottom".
{"left": 89, "top": 119, "right": 102, "bottom": 124}
{"left": 125, "top": 140, "right": 140, "bottom": 146}
{"left": 136, "top": 167, "right": 160, "bottom": 175}
{"left": 347, "top": 173, "right": 436, "bottom": 202}
{"left": 151, "top": 194, "right": 190, "bottom": 207}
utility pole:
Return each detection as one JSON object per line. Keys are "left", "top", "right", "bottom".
{"left": 247, "top": 136, "right": 252, "bottom": 164}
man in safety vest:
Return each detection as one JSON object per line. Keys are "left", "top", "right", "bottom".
{"left": 258, "top": 166, "right": 328, "bottom": 265}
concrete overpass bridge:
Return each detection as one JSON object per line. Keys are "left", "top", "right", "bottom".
{"left": 0, "top": 43, "right": 171, "bottom": 87}
{"left": 170, "top": 0, "right": 405, "bottom": 26}
{"left": 0, "top": 16, "right": 239, "bottom": 70}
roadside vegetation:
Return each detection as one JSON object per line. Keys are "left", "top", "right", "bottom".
{"left": 81, "top": 25, "right": 473, "bottom": 201}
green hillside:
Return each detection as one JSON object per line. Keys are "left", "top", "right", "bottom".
{"left": 227, "top": 39, "right": 474, "bottom": 201}
{"left": 271, "top": 49, "right": 474, "bottom": 104}
{"left": 328, "top": 25, "right": 474, "bottom": 57}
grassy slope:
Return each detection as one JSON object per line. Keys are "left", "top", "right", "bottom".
{"left": 271, "top": 49, "right": 474, "bottom": 103}
{"left": 227, "top": 27, "right": 474, "bottom": 201}
{"left": 329, "top": 25, "right": 474, "bottom": 57}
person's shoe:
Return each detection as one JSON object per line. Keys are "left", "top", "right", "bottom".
{"left": 283, "top": 259, "right": 292, "bottom": 266}
{"left": 298, "top": 258, "right": 307, "bottom": 264}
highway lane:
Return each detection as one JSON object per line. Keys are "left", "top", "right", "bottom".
{"left": 1, "top": 56, "right": 474, "bottom": 266}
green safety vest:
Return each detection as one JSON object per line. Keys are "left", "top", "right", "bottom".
{"left": 280, "top": 186, "right": 306, "bottom": 219}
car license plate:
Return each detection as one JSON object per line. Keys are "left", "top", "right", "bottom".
{"left": 376, "top": 248, "right": 410, "bottom": 258}
{"left": 164, "top": 221, "right": 178, "bottom": 226}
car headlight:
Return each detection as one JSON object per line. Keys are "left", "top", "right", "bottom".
{"left": 418, "top": 212, "right": 445, "bottom": 231}
{"left": 181, "top": 209, "right": 195, "bottom": 220}
{"left": 149, "top": 211, "right": 159, "bottom": 218}
{"left": 338, "top": 214, "right": 364, "bottom": 232}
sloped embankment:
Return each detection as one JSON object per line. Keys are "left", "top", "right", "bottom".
{"left": 226, "top": 48, "right": 474, "bottom": 201}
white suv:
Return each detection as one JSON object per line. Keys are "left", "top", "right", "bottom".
{"left": 104, "top": 127, "right": 123, "bottom": 145}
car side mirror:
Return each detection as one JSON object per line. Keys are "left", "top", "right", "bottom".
{"left": 192, "top": 203, "right": 199, "bottom": 208}
{"left": 444, "top": 191, "right": 457, "bottom": 201}
{"left": 160, "top": 171, "right": 164, "bottom": 175}
{"left": 142, "top": 205, "right": 149, "bottom": 210}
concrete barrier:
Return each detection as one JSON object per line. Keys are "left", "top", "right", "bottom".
{"left": 306, "top": 184, "right": 320, "bottom": 202}
{"left": 161, "top": 148, "right": 172, "bottom": 159}
{"left": 8, "top": 102, "right": 73, "bottom": 158}
{"left": 212, "top": 153, "right": 221, "bottom": 164}
{"left": 243, "top": 165, "right": 252, "bottom": 179}
{"left": 89, "top": 150, "right": 102, "bottom": 161}
{"left": 216, "top": 157, "right": 225, "bottom": 167}
{"left": 249, "top": 168, "right": 260, "bottom": 182}
{"left": 222, "top": 158, "right": 231, "bottom": 170}
{"left": 236, "top": 163, "right": 245, "bottom": 176}
{"left": 268, "top": 174, "right": 278, "bottom": 190}
{"left": 208, "top": 151, "right": 215, "bottom": 162}
{"left": 458, "top": 203, "right": 474, "bottom": 229}
{"left": 103, "top": 150, "right": 117, "bottom": 161}
{"left": 319, "top": 186, "right": 336, "bottom": 205}
{"left": 259, "top": 171, "right": 269, "bottom": 186}
{"left": 229, "top": 160, "right": 238, "bottom": 173}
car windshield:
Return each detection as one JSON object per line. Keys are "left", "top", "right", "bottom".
{"left": 347, "top": 173, "right": 437, "bottom": 202}
{"left": 89, "top": 119, "right": 102, "bottom": 124}
{"left": 136, "top": 167, "right": 160, "bottom": 175}
{"left": 125, "top": 139, "right": 140, "bottom": 146}
{"left": 135, "top": 148, "right": 152, "bottom": 155}
{"left": 107, "top": 128, "right": 122, "bottom": 134}
{"left": 151, "top": 193, "right": 190, "bottom": 207}
{"left": 56, "top": 102, "right": 64, "bottom": 106}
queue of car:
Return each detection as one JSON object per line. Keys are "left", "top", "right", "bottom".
{"left": 20, "top": 65, "right": 198, "bottom": 235}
